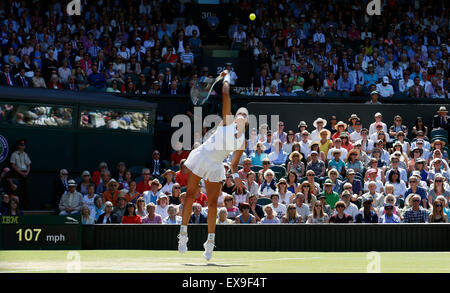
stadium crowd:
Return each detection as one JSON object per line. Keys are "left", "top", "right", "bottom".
{"left": 2, "top": 105, "right": 448, "bottom": 224}
{"left": 0, "top": 0, "right": 448, "bottom": 98}
{"left": 0, "top": 0, "right": 449, "bottom": 224}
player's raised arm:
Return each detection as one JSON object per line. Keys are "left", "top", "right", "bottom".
{"left": 222, "top": 70, "right": 232, "bottom": 125}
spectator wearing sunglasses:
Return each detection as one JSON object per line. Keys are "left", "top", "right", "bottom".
{"left": 402, "top": 194, "right": 428, "bottom": 223}
{"left": 429, "top": 200, "right": 448, "bottom": 223}
{"left": 428, "top": 174, "right": 450, "bottom": 203}
{"left": 379, "top": 202, "right": 401, "bottom": 223}
{"left": 404, "top": 176, "right": 428, "bottom": 208}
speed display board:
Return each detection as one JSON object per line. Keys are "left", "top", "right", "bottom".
{"left": 0, "top": 215, "right": 81, "bottom": 250}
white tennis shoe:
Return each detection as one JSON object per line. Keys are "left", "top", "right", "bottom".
{"left": 178, "top": 234, "right": 188, "bottom": 254}
{"left": 203, "top": 241, "right": 215, "bottom": 261}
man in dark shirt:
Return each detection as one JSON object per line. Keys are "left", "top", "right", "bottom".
{"left": 248, "top": 194, "right": 264, "bottom": 221}
{"left": 88, "top": 64, "right": 106, "bottom": 88}
{"left": 354, "top": 196, "right": 378, "bottom": 223}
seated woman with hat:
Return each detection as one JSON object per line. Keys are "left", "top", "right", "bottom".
{"left": 142, "top": 179, "right": 164, "bottom": 205}
{"left": 286, "top": 151, "right": 304, "bottom": 178}
{"left": 160, "top": 169, "right": 177, "bottom": 195}
{"left": 310, "top": 118, "right": 327, "bottom": 142}
{"left": 155, "top": 195, "right": 170, "bottom": 219}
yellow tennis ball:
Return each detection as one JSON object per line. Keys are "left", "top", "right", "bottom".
{"left": 249, "top": 13, "right": 256, "bottom": 21}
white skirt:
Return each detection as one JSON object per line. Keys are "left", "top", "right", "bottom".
{"left": 184, "top": 147, "right": 226, "bottom": 183}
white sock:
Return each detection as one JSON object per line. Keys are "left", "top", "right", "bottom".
{"left": 180, "top": 225, "right": 188, "bottom": 235}
{"left": 207, "top": 233, "right": 215, "bottom": 242}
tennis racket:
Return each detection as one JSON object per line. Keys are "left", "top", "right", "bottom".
{"left": 190, "top": 74, "right": 224, "bottom": 106}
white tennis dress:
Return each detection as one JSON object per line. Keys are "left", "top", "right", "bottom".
{"left": 185, "top": 122, "right": 245, "bottom": 182}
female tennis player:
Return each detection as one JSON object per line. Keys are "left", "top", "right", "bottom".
{"left": 178, "top": 70, "right": 248, "bottom": 260}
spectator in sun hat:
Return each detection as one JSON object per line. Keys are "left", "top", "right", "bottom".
{"left": 410, "top": 131, "right": 431, "bottom": 151}
{"left": 319, "top": 179, "right": 340, "bottom": 210}
{"left": 331, "top": 121, "right": 348, "bottom": 141}
{"left": 412, "top": 139, "right": 431, "bottom": 160}
{"left": 364, "top": 167, "right": 384, "bottom": 192}
{"left": 431, "top": 106, "right": 449, "bottom": 131}
{"left": 362, "top": 181, "right": 384, "bottom": 211}
{"left": 365, "top": 90, "right": 382, "bottom": 104}
{"left": 409, "top": 171, "right": 427, "bottom": 190}
{"left": 369, "top": 112, "right": 387, "bottom": 136}
{"left": 427, "top": 158, "right": 450, "bottom": 183}
{"left": 295, "top": 121, "right": 308, "bottom": 141}
{"left": 404, "top": 176, "right": 428, "bottom": 208}
{"left": 298, "top": 130, "right": 312, "bottom": 157}
{"left": 388, "top": 115, "right": 409, "bottom": 139}
{"left": 378, "top": 201, "right": 401, "bottom": 223}
{"left": 428, "top": 174, "right": 450, "bottom": 203}
{"left": 142, "top": 179, "right": 164, "bottom": 205}
{"left": 310, "top": 118, "right": 326, "bottom": 142}
{"left": 102, "top": 179, "right": 121, "bottom": 207}
{"left": 385, "top": 155, "right": 408, "bottom": 183}
{"left": 111, "top": 192, "right": 128, "bottom": 223}
{"left": 318, "top": 128, "right": 333, "bottom": 156}
{"left": 430, "top": 139, "right": 448, "bottom": 161}
{"left": 58, "top": 179, "right": 83, "bottom": 215}
{"left": 347, "top": 114, "right": 360, "bottom": 134}
{"left": 349, "top": 119, "right": 363, "bottom": 142}
{"left": 327, "top": 137, "right": 348, "bottom": 160}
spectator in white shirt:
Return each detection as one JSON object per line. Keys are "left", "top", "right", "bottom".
{"left": 376, "top": 76, "right": 394, "bottom": 98}
{"left": 369, "top": 112, "right": 388, "bottom": 136}
{"left": 185, "top": 19, "right": 200, "bottom": 37}
{"left": 399, "top": 71, "right": 414, "bottom": 93}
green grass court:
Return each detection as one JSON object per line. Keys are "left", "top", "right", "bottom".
{"left": 1, "top": 250, "right": 449, "bottom": 273}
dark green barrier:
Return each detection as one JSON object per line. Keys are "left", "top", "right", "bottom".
{"left": 82, "top": 224, "right": 450, "bottom": 252}
{"left": 0, "top": 215, "right": 82, "bottom": 250}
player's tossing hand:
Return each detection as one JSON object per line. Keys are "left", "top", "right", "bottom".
{"left": 234, "top": 177, "right": 245, "bottom": 194}
{"left": 220, "top": 70, "right": 229, "bottom": 78}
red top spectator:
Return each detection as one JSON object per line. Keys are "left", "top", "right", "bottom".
{"left": 121, "top": 203, "right": 141, "bottom": 223}
{"left": 194, "top": 192, "right": 208, "bottom": 207}
{"left": 121, "top": 215, "right": 141, "bottom": 224}
{"left": 175, "top": 159, "right": 188, "bottom": 187}
{"left": 136, "top": 168, "right": 152, "bottom": 194}
{"left": 170, "top": 145, "right": 190, "bottom": 166}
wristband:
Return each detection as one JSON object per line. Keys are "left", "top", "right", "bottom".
{"left": 232, "top": 173, "right": 239, "bottom": 179}
{"left": 223, "top": 73, "right": 231, "bottom": 84}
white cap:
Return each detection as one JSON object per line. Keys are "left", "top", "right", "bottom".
{"left": 383, "top": 76, "right": 389, "bottom": 83}
{"left": 236, "top": 107, "right": 249, "bottom": 117}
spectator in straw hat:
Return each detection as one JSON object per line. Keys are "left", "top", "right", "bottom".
{"left": 160, "top": 169, "right": 176, "bottom": 195}
{"left": 347, "top": 114, "right": 360, "bottom": 134}
{"left": 432, "top": 106, "right": 449, "bottom": 131}
{"left": 428, "top": 158, "right": 450, "bottom": 183}
{"left": 310, "top": 118, "right": 327, "bottom": 142}
{"left": 318, "top": 128, "right": 333, "bottom": 156}
{"left": 102, "top": 179, "right": 121, "bottom": 207}
{"left": 430, "top": 139, "right": 448, "bottom": 161}
{"left": 332, "top": 121, "right": 348, "bottom": 141}
{"left": 156, "top": 194, "right": 170, "bottom": 219}
{"left": 286, "top": 151, "right": 304, "bottom": 178}
{"left": 328, "top": 150, "right": 346, "bottom": 175}
{"left": 59, "top": 179, "right": 83, "bottom": 215}
{"left": 327, "top": 138, "right": 348, "bottom": 160}
{"left": 142, "top": 179, "right": 164, "bottom": 205}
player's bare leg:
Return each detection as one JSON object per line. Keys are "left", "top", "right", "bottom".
{"left": 178, "top": 169, "right": 201, "bottom": 254}
{"left": 202, "top": 180, "right": 222, "bottom": 260}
